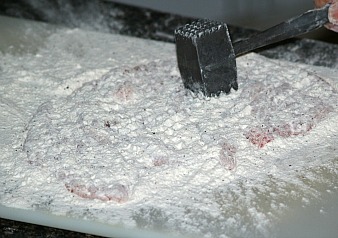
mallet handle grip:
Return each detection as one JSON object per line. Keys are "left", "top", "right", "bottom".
{"left": 233, "top": 4, "right": 330, "bottom": 56}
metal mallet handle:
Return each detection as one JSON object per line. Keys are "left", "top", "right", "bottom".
{"left": 233, "top": 4, "right": 330, "bottom": 56}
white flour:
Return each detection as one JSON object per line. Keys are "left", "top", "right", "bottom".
{"left": 1, "top": 27, "right": 338, "bottom": 238}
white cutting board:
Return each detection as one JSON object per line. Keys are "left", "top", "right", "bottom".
{"left": 0, "top": 15, "right": 337, "bottom": 238}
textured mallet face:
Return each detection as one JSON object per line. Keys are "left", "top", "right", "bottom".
{"left": 175, "top": 19, "right": 238, "bottom": 97}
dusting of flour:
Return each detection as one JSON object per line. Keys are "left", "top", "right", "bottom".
{"left": 19, "top": 54, "right": 338, "bottom": 237}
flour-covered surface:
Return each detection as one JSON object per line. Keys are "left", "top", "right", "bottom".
{"left": 1, "top": 19, "right": 338, "bottom": 238}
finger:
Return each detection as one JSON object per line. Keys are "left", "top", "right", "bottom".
{"left": 325, "top": 23, "right": 338, "bottom": 32}
{"left": 328, "top": 2, "right": 338, "bottom": 25}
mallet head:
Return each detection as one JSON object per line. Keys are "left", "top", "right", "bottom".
{"left": 175, "top": 19, "right": 238, "bottom": 97}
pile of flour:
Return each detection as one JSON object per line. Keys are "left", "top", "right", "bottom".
{"left": 21, "top": 54, "right": 337, "bottom": 237}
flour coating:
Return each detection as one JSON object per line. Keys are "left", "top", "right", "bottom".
{"left": 22, "top": 55, "right": 338, "bottom": 237}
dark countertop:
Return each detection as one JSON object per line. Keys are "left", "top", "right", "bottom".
{"left": 0, "top": 1, "right": 337, "bottom": 237}
{"left": 0, "top": 218, "right": 101, "bottom": 238}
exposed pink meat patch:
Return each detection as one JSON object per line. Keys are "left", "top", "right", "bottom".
{"left": 245, "top": 127, "right": 274, "bottom": 148}
{"left": 65, "top": 180, "right": 130, "bottom": 203}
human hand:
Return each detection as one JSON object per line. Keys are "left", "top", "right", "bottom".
{"left": 314, "top": 0, "right": 338, "bottom": 32}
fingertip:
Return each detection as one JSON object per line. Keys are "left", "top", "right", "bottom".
{"left": 325, "top": 23, "right": 338, "bottom": 32}
{"left": 328, "top": 2, "right": 338, "bottom": 25}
